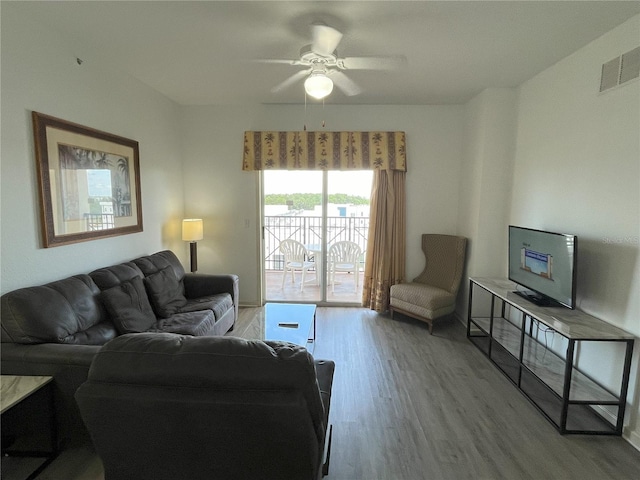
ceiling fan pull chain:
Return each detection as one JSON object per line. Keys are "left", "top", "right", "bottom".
{"left": 303, "top": 92, "right": 308, "bottom": 131}
{"left": 322, "top": 99, "right": 326, "bottom": 128}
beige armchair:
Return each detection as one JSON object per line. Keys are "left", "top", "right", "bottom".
{"left": 389, "top": 234, "right": 467, "bottom": 334}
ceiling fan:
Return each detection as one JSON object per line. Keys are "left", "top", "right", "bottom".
{"left": 260, "top": 24, "right": 406, "bottom": 99}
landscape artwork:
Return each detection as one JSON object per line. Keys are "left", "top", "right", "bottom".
{"left": 32, "top": 111, "right": 142, "bottom": 247}
{"left": 57, "top": 144, "right": 132, "bottom": 222}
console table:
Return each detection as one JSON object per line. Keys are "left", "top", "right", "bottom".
{"left": 467, "top": 277, "right": 634, "bottom": 435}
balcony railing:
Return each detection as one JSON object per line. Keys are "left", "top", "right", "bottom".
{"left": 265, "top": 215, "right": 369, "bottom": 270}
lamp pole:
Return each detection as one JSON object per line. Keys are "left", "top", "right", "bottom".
{"left": 189, "top": 241, "right": 198, "bottom": 273}
{"left": 182, "top": 218, "right": 204, "bottom": 274}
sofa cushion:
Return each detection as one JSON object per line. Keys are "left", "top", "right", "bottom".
{"left": 0, "top": 275, "right": 111, "bottom": 345}
{"left": 179, "top": 293, "right": 233, "bottom": 320}
{"left": 132, "top": 250, "right": 185, "bottom": 281}
{"left": 389, "top": 282, "right": 456, "bottom": 319}
{"left": 144, "top": 266, "right": 187, "bottom": 318}
{"left": 89, "top": 263, "right": 144, "bottom": 291}
{"left": 102, "top": 277, "right": 157, "bottom": 334}
{"left": 149, "top": 310, "right": 216, "bottom": 336}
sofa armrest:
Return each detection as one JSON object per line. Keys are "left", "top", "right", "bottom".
{"left": 1, "top": 342, "right": 99, "bottom": 373}
{"left": 314, "top": 359, "right": 335, "bottom": 423}
{"left": 314, "top": 358, "right": 335, "bottom": 476}
{"left": 1, "top": 342, "right": 101, "bottom": 446}
{"left": 183, "top": 273, "right": 239, "bottom": 320}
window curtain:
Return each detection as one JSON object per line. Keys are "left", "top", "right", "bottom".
{"left": 362, "top": 169, "right": 406, "bottom": 312}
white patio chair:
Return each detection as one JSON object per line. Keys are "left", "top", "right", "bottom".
{"left": 327, "top": 241, "right": 362, "bottom": 293}
{"left": 279, "top": 239, "right": 317, "bottom": 292}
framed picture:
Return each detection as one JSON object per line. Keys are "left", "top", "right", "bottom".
{"left": 32, "top": 112, "right": 143, "bottom": 247}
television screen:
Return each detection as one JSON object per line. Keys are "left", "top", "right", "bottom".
{"left": 508, "top": 226, "right": 577, "bottom": 309}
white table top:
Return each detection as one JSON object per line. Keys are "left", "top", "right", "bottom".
{"left": 1, "top": 375, "right": 53, "bottom": 414}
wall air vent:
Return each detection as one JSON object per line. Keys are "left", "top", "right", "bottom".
{"left": 620, "top": 46, "right": 640, "bottom": 85}
{"left": 600, "top": 46, "right": 640, "bottom": 93}
{"left": 600, "top": 57, "right": 620, "bottom": 92}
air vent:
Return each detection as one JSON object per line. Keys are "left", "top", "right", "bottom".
{"left": 620, "top": 46, "right": 640, "bottom": 84}
{"left": 600, "top": 57, "right": 620, "bottom": 92}
{"left": 600, "top": 46, "right": 640, "bottom": 93}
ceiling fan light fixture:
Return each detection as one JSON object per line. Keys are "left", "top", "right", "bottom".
{"left": 304, "top": 73, "right": 333, "bottom": 99}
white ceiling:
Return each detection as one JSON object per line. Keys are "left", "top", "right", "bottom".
{"left": 12, "top": 1, "right": 640, "bottom": 105}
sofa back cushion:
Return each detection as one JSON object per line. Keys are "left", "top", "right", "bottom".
{"left": 132, "top": 250, "right": 185, "bottom": 281}
{"left": 1, "top": 275, "right": 117, "bottom": 345}
{"left": 83, "top": 333, "right": 326, "bottom": 442}
{"left": 89, "top": 262, "right": 144, "bottom": 291}
{"left": 143, "top": 265, "right": 187, "bottom": 318}
{"left": 102, "top": 277, "right": 157, "bottom": 334}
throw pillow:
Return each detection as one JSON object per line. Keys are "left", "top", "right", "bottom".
{"left": 101, "top": 276, "right": 156, "bottom": 334}
{"left": 144, "top": 265, "right": 187, "bottom": 318}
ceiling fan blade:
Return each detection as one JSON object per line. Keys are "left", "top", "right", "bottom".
{"left": 251, "top": 59, "right": 300, "bottom": 65}
{"left": 340, "top": 55, "right": 407, "bottom": 70}
{"left": 271, "top": 70, "right": 309, "bottom": 93}
{"left": 331, "top": 71, "right": 362, "bottom": 96}
{"left": 311, "top": 24, "right": 343, "bottom": 56}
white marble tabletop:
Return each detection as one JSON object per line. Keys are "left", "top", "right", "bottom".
{"left": 1, "top": 375, "right": 53, "bottom": 414}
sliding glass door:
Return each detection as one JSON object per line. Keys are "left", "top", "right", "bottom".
{"left": 263, "top": 170, "right": 372, "bottom": 305}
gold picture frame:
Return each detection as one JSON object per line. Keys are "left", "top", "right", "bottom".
{"left": 32, "top": 112, "right": 143, "bottom": 247}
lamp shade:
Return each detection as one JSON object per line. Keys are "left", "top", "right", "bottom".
{"left": 182, "top": 219, "right": 203, "bottom": 242}
{"left": 304, "top": 74, "right": 333, "bottom": 99}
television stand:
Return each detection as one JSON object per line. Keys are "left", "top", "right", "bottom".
{"left": 468, "top": 277, "right": 634, "bottom": 435}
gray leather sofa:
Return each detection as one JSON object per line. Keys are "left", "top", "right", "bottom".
{"left": 75, "top": 333, "right": 335, "bottom": 480}
{"left": 1, "top": 250, "right": 238, "bottom": 445}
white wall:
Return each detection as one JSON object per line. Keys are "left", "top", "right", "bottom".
{"left": 180, "top": 104, "right": 464, "bottom": 305}
{"left": 0, "top": 5, "right": 186, "bottom": 294}
{"left": 511, "top": 15, "right": 640, "bottom": 447}
{"left": 457, "top": 88, "right": 517, "bottom": 316}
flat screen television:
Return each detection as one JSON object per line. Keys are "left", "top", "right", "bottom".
{"left": 508, "top": 226, "right": 577, "bottom": 309}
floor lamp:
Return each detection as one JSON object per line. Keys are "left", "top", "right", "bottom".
{"left": 182, "top": 218, "right": 203, "bottom": 273}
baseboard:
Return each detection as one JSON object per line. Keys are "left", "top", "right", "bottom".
{"left": 625, "top": 427, "right": 640, "bottom": 452}
{"left": 592, "top": 404, "right": 639, "bottom": 449}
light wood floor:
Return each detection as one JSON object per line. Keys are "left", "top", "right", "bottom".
{"left": 6, "top": 307, "right": 640, "bottom": 480}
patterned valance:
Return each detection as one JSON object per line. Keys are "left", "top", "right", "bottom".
{"left": 242, "top": 131, "right": 406, "bottom": 171}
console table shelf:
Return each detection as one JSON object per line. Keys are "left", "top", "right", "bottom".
{"left": 467, "top": 277, "right": 634, "bottom": 435}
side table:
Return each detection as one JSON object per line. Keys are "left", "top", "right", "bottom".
{"left": 1, "top": 375, "right": 58, "bottom": 480}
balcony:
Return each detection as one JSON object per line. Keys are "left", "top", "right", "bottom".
{"left": 264, "top": 215, "right": 368, "bottom": 304}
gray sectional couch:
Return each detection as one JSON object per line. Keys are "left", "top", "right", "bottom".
{"left": 0, "top": 250, "right": 238, "bottom": 445}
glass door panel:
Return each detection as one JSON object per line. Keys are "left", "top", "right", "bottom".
{"left": 325, "top": 171, "right": 372, "bottom": 304}
{"left": 263, "top": 171, "right": 322, "bottom": 303}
